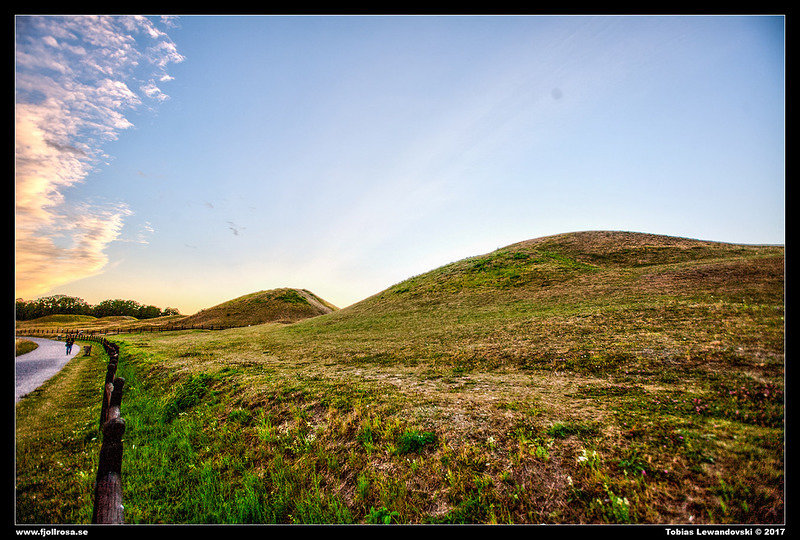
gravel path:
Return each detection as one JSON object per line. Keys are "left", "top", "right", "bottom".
{"left": 15, "top": 336, "right": 82, "bottom": 403}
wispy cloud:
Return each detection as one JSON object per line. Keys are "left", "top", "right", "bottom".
{"left": 15, "top": 15, "right": 184, "bottom": 299}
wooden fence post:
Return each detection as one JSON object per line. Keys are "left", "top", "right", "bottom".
{"left": 107, "top": 378, "right": 125, "bottom": 423}
{"left": 92, "top": 337, "right": 126, "bottom": 524}
{"left": 100, "top": 381, "right": 114, "bottom": 428}
{"left": 92, "top": 417, "right": 126, "bottom": 524}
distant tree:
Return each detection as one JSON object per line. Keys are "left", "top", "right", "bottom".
{"left": 15, "top": 295, "right": 91, "bottom": 320}
{"left": 50, "top": 295, "right": 92, "bottom": 315}
{"left": 92, "top": 299, "right": 142, "bottom": 318}
{"left": 15, "top": 298, "right": 32, "bottom": 321}
{"left": 137, "top": 304, "right": 162, "bottom": 319}
{"left": 16, "top": 295, "right": 173, "bottom": 321}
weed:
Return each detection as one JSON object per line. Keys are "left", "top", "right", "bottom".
{"left": 617, "top": 449, "right": 651, "bottom": 477}
{"left": 547, "top": 421, "right": 599, "bottom": 439}
{"left": 577, "top": 448, "right": 601, "bottom": 470}
{"left": 256, "top": 413, "right": 278, "bottom": 443}
{"left": 589, "top": 484, "right": 632, "bottom": 523}
{"left": 357, "top": 423, "right": 377, "bottom": 453}
{"left": 395, "top": 430, "right": 437, "bottom": 455}
{"left": 228, "top": 408, "right": 252, "bottom": 425}
{"left": 366, "top": 506, "right": 400, "bottom": 524}
{"left": 357, "top": 473, "right": 370, "bottom": 500}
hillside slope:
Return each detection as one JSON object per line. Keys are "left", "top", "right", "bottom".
{"left": 321, "top": 230, "right": 780, "bottom": 311}
{"left": 285, "top": 230, "right": 784, "bottom": 368}
{"left": 180, "top": 288, "right": 337, "bottom": 327}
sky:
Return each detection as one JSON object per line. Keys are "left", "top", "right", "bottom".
{"left": 15, "top": 14, "right": 785, "bottom": 315}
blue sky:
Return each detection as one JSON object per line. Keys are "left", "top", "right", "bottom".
{"left": 15, "top": 15, "right": 785, "bottom": 314}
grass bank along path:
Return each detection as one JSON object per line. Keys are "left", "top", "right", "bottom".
{"left": 15, "top": 336, "right": 82, "bottom": 403}
{"left": 15, "top": 339, "right": 110, "bottom": 523}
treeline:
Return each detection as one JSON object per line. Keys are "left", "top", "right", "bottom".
{"left": 15, "top": 295, "right": 181, "bottom": 321}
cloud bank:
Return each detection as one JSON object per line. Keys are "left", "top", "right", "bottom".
{"left": 15, "top": 15, "right": 184, "bottom": 299}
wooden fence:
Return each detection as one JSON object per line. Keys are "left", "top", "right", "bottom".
{"left": 18, "top": 323, "right": 234, "bottom": 337}
{"left": 83, "top": 336, "right": 126, "bottom": 524}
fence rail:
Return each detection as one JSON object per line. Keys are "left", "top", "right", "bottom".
{"left": 16, "top": 323, "right": 235, "bottom": 337}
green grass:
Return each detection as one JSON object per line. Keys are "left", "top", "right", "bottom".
{"left": 105, "top": 343, "right": 360, "bottom": 524}
{"left": 395, "top": 430, "right": 437, "bottom": 455}
{"left": 273, "top": 290, "right": 310, "bottom": 305}
{"left": 15, "top": 338, "right": 39, "bottom": 356}
{"left": 14, "top": 231, "right": 784, "bottom": 524}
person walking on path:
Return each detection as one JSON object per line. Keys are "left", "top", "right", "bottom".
{"left": 65, "top": 338, "right": 73, "bottom": 355}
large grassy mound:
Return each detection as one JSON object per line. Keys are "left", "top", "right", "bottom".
{"left": 268, "top": 231, "right": 782, "bottom": 377}
{"left": 300, "top": 230, "right": 783, "bottom": 346}
{"left": 180, "top": 288, "right": 337, "bottom": 328}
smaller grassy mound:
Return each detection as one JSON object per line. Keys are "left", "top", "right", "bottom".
{"left": 15, "top": 338, "right": 39, "bottom": 356}
{"left": 15, "top": 313, "right": 188, "bottom": 334}
{"left": 24, "top": 314, "right": 98, "bottom": 324}
{"left": 181, "top": 288, "right": 337, "bottom": 328}
{"left": 95, "top": 316, "right": 139, "bottom": 322}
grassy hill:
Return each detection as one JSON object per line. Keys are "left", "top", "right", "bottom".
{"left": 16, "top": 231, "right": 784, "bottom": 525}
{"left": 16, "top": 314, "right": 145, "bottom": 331}
{"left": 23, "top": 314, "right": 98, "bottom": 324}
{"left": 286, "top": 230, "right": 783, "bottom": 369}
{"left": 15, "top": 338, "right": 39, "bottom": 356}
{"left": 179, "top": 288, "right": 337, "bottom": 327}
{"left": 354, "top": 229, "right": 780, "bottom": 305}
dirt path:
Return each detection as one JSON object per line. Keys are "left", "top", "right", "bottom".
{"left": 15, "top": 336, "right": 82, "bottom": 403}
